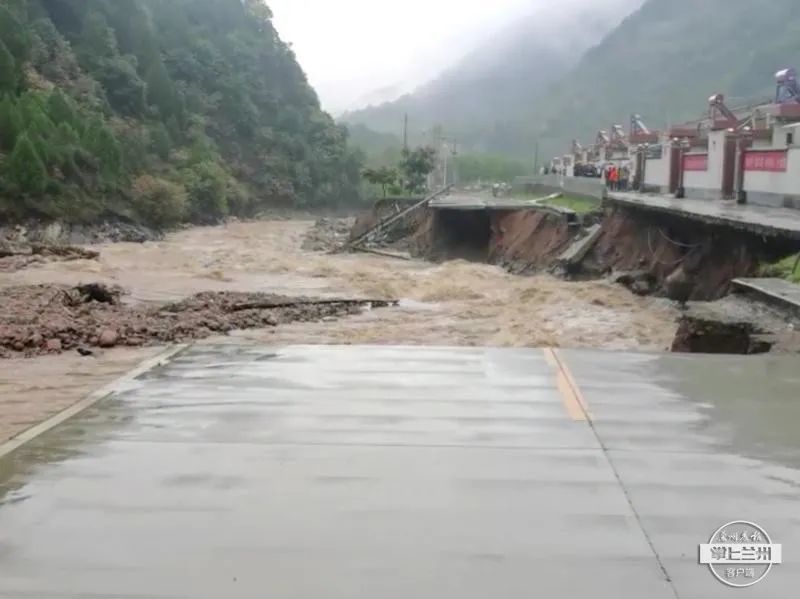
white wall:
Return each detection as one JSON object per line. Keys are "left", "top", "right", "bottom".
{"left": 744, "top": 148, "right": 800, "bottom": 195}
{"left": 682, "top": 131, "right": 725, "bottom": 194}
{"left": 706, "top": 130, "right": 726, "bottom": 191}
{"left": 683, "top": 163, "right": 711, "bottom": 190}
{"left": 644, "top": 151, "right": 669, "bottom": 188}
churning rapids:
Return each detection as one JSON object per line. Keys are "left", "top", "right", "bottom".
{"left": 2, "top": 219, "right": 679, "bottom": 349}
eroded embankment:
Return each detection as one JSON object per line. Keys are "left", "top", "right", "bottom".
{"left": 403, "top": 201, "right": 800, "bottom": 353}
{"left": 418, "top": 203, "right": 799, "bottom": 302}
{"left": 586, "top": 206, "right": 800, "bottom": 301}
{"left": 488, "top": 210, "right": 577, "bottom": 273}
{"left": 411, "top": 208, "right": 579, "bottom": 269}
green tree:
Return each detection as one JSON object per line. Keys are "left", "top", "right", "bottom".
{"left": 145, "top": 58, "right": 181, "bottom": 119}
{"left": 400, "top": 146, "right": 436, "bottom": 193}
{"left": 0, "top": 94, "right": 22, "bottom": 149}
{"left": 362, "top": 166, "right": 398, "bottom": 197}
{"left": 150, "top": 123, "right": 172, "bottom": 160}
{"left": 131, "top": 175, "right": 187, "bottom": 227}
{"left": 9, "top": 133, "right": 48, "bottom": 194}
{"left": 46, "top": 90, "right": 77, "bottom": 126}
{"left": 83, "top": 119, "right": 123, "bottom": 178}
{"left": 181, "top": 160, "right": 230, "bottom": 223}
{"left": 0, "top": 5, "right": 28, "bottom": 60}
{"left": 0, "top": 40, "right": 16, "bottom": 93}
{"left": 51, "top": 122, "right": 81, "bottom": 175}
{"left": 77, "top": 11, "right": 119, "bottom": 66}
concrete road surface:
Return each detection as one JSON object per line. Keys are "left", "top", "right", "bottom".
{"left": 0, "top": 345, "right": 798, "bottom": 598}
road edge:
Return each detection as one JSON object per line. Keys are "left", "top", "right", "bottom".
{"left": 0, "top": 344, "right": 189, "bottom": 460}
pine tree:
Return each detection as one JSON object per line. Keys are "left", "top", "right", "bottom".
{"left": 18, "top": 92, "right": 49, "bottom": 127}
{"left": 150, "top": 123, "right": 172, "bottom": 160}
{"left": 46, "top": 90, "right": 76, "bottom": 127}
{"left": 0, "top": 5, "right": 28, "bottom": 60}
{"left": 24, "top": 102, "right": 56, "bottom": 166}
{"left": 56, "top": 122, "right": 80, "bottom": 146}
{"left": 83, "top": 119, "right": 122, "bottom": 178}
{"left": 53, "top": 122, "right": 80, "bottom": 176}
{"left": 9, "top": 133, "right": 47, "bottom": 194}
{"left": 78, "top": 11, "right": 119, "bottom": 66}
{"left": 0, "top": 40, "right": 16, "bottom": 93}
{"left": 0, "top": 94, "right": 22, "bottom": 150}
{"left": 145, "top": 58, "right": 180, "bottom": 119}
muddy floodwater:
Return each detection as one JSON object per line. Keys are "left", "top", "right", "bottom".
{"left": 0, "top": 219, "right": 679, "bottom": 441}
{"left": 1, "top": 219, "right": 679, "bottom": 349}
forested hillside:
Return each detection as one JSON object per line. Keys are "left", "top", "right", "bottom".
{"left": 346, "top": 0, "right": 800, "bottom": 162}
{"left": 530, "top": 0, "right": 800, "bottom": 157}
{"left": 343, "top": 0, "right": 643, "bottom": 155}
{"left": 0, "top": 0, "right": 362, "bottom": 227}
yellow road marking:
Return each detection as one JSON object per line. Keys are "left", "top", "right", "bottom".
{"left": 543, "top": 348, "right": 591, "bottom": 422}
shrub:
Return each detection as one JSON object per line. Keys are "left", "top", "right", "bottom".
{"left": 181, "top": 160, "right": 230, "bottom": 223}
{"left": 131, "top": 175, "right": 187, "bottom": 227}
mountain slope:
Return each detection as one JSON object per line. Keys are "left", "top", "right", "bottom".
{"left": 343, "top": 0, "right": 644, "bottom": 153}
{"left": 0, "top": 0, "right": 361, "bottom": 227}
{"left": 528, "top": 0, "right": 800, "bottom": 157}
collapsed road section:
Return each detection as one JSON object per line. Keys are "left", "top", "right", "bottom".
{"left": 341, "top": 187, "right": 800, "bottom": 354}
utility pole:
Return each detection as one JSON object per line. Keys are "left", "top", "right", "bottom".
{"left": 443, "top": 150, "right": 448, "bottom": 188}
{"left": 451, "top": 139, "right": 459, "bottom": 187}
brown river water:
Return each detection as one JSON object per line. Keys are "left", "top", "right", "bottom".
{"left": 0, "top": 219, "right": 678, "bottom": 442}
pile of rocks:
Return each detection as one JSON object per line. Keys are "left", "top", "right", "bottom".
{"left": 0, "top": 283, "right": 392, "bottom": 358}
{"left": 301, "top": 218, "right": 354, "bottom": 252}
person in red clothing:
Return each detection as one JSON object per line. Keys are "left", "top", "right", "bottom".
{"left": 609, "top": 165, "right": 619, "bottom": 191}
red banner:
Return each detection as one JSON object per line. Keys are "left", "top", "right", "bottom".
{"left": 744, "top": 150, "right": 788, "bottom": 172}
{"left": 683, "top": 154, "right": 708, "bottom": 171}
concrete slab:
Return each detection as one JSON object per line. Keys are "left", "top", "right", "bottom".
{"left": 556, "top": 224, "right": 603, "bottom": 267}
{"left": 561, "top": 349, "right": 800, "bottom": 598}
{"left": 430, "top": 193, "right": 572, "bottom": 214}
{"left": 0, "top": 344, "right": 798, "bottom": 598}
{"left": 734, "top": 277, "right": 800, "bottom": 315}
{"left": 607, "top": 191, "right": 800, "bottom": 239}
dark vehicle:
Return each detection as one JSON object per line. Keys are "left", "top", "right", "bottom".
{"left": 574, "top": 163, "right": 599, "bottom": 178}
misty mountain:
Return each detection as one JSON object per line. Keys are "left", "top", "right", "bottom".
{"left": 530, "top": 0, "right": 800, "bottom": 159}
{"left": 343, "top": 0, "right": 644, "bottom": 153}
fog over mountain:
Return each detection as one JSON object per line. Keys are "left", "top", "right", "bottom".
{"left": 340, "top": 0, "right": 642, "bottom": 149}
{"left": 269, "top": 0, "right": 537, "bottom": 114}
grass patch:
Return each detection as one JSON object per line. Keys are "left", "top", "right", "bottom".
{"left": 540, "top": 195, "right": 601, "bottom": 214}
{"left": 760, "top": 254, "right": 800, "bottom": 283}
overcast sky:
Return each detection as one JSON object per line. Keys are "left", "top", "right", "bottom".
{"left": 268, "top": 0, "right": 534, "bottom": 114}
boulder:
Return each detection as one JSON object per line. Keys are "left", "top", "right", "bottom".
{"left": 98, "top": 328, "right": 119, "bottom": 348}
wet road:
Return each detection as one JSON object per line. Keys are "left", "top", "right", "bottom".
{"left": 0, "top": 345, "right": 798, "bottom": 598}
